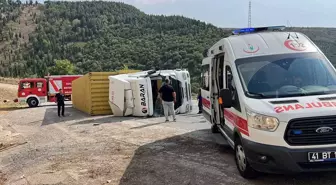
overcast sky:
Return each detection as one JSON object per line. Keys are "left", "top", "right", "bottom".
{"left": 40, "top": 0, "right": 336, "bottom": 28}
{"left": 129, "top": 0, "right": 336, "bottom": 28}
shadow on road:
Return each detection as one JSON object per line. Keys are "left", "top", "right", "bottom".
{"left": 119, "top": 129, "right": 336, "bottom": 185}
{"left": 119, "top": 129, "right": 234, "bottom": 185}
{"left": 42, "top": 106, "right": 86, "bottom": 126}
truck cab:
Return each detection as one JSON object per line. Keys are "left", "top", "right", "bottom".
{"left": 108, "top": 69, "right": 192, "bottom": 117}
{"left": 201, "top": 26, "right": 336, "bottom": 178}
{"left": 17, "top": 78, "right": 48, "bottom": 107}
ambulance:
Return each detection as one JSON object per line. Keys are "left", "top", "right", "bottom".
{"left": 201, "top": 26, "right": 336, "bottom": 178}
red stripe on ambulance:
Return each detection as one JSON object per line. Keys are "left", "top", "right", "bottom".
{"left": 202, "top": 98, "right": 211, "bottom": 109}
{"left": 224, "top": 109, "right": 249, "bottom": 136}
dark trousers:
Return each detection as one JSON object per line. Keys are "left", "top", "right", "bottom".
{"left": 198, "top": 103, "right": 202, "bottom": 113}
{"left": 57, "top": 103, "right": 65, "bottom": 116}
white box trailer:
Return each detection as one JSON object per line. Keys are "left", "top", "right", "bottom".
{"left": 108, "top": 69, "right": 192, "bottom": 117}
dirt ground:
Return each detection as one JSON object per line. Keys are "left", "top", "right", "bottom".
{"left": 2, "top": 84, "right": 336, "bottom": 185}
{"left": 0, "top": 83, "right": 26, "bottom": 109}
{"left": 0, "top": 83, "right": 17, "bottom": 102}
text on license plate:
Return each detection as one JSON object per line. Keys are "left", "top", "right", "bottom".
{"left": 308, "top": 151, "right": 336, "bottom": 162}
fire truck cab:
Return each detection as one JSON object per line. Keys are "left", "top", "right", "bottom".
{"left": 202, "top": 26, "right": 336, "bottom": 178}
{"left": 17, "top": 75, "right": 81, "bottom": 107}
{"left": 17, "top": 78, "right": 48, "bottom": 107}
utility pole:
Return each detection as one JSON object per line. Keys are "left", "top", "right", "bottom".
{"left": 248, "top": 0, "right": 252, "bottom": 28}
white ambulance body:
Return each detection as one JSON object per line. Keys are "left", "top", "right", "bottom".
{"left": 108, "top": 69, "right": 192, "bottom": 117}
{"left": 201, "top": 26, "right": 336, "bottom": 178}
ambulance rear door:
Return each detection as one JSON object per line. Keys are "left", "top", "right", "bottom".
{"left": 201, "top": 57, "right": 211, "bottom": 121}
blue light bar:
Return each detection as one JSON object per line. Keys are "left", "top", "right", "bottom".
{"left": 232, "top": 26, "right": 286, "bottom": 35}
{"left": 232, "top": 28, "right": 255, "bottom": 35}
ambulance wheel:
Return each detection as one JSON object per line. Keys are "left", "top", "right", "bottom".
{"left": 27, "top": 97, "right": 39, "bottom": 108}
{"left": 234, "top": 138, "right": 258, "bottom": 179}
{"left": 211, "top": 123, "right": 219, "bottom": 133}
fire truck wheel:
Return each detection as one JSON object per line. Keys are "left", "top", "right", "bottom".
{"left": 234, "top": 137, "right": 259, "bottom": 179}
{"left": 27, "top": 98, "right": 39, "bottom": 108}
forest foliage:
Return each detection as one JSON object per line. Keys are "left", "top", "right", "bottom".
{"left": 1, "top": 1, "right": 230, "bottom": 91}
{"left": 47, "top": 59, "right": 74, "bottom": 75}
{"left": 1, "top": 1, "right": 336, "bottom": 92}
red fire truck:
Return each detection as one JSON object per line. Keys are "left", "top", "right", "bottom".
{"left": 15, "top": 75, "right": 82, "bottom": 107}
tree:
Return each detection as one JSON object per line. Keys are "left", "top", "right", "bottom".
{"left": 48, "top": 59, "right": 75, "bottom": 75}
{"left": 2, "top": 1, "right": 335, "bottom": 94}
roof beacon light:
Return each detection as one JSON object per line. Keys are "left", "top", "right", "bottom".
{"left": 232, "top": 26, "right": 286, "bottom": 35}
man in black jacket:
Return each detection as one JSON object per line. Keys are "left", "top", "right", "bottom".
{"left": 55, "top": 89, "right": 65, "bottom": 117}
{"left": 159, "top": 78, "right": 176, "bottom": 122}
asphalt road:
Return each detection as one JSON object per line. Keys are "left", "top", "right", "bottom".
{"left": 1, "top": 101, "right": 336, "bottom": 185}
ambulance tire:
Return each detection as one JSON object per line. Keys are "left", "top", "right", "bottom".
{"left": 234, "top": 138, "right": 259, "bottom": 179}
{"left": 27, "top": 97, "right": 39, "bottom": 108}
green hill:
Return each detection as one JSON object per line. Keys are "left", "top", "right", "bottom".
{"left": 1, "top": 1, "right": 336, "bottom": 92}
{"left": 288, "top": 27, "right": 336, "bottom": 63}
{"left": 1, "top": 1, "right": 230, "bottom": 91}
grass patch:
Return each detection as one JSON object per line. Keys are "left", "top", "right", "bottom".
{"left": 0, "top": 103, "right": 27, "bottom": 111}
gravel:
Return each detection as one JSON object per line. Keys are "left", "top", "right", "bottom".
{"left": 1, "top": 102, "right": 336, "bottom": 185}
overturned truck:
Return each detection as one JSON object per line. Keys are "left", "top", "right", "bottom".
{"left": 108, "top": 69, "right": 192, "bottom": 117}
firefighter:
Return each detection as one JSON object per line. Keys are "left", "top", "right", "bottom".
{"left": 55, "top": 89, "right": 65, "bottom": 117}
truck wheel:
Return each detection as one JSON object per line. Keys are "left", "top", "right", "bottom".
{"left": 27, "top": 98, "right": 39, "bottom": 108}
{"left": 234, "top": 138, "right": 258, "bottom": 179}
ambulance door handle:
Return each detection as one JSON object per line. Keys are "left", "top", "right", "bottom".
{"left": 207, "top": 96, "right": 209, "bottom": 98}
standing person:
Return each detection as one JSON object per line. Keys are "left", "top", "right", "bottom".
{"left": 159, "top": 78, "right": 176, "bottom": 122}
{"left": 55, "top": 89, "right": 65, "bottom": 117}
{"left": 197, "top": 89, "right": 203, "bottom": 114}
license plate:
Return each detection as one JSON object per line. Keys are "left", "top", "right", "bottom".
{"left": 308, "top": 151, "right": 336, "bottom": 162}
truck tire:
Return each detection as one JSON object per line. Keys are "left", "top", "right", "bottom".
{"left": 234, "top": 137, "right": 259, "bottom": 179}
{"left": 27, "top": 97, "right": 39, "bottom": 108}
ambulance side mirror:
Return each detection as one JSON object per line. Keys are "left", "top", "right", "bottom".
{"left": 219, "top": 88, "right": 232, "bottom": 108}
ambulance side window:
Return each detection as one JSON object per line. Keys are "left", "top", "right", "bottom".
{"left": 202, "top": 64, "right": 210, "bottom": 91}
{"left": 218, "top": 56, "right": 224, "bottom": 89}
{"left": 226, "top": 66, "right": 241, "bottom": 112}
